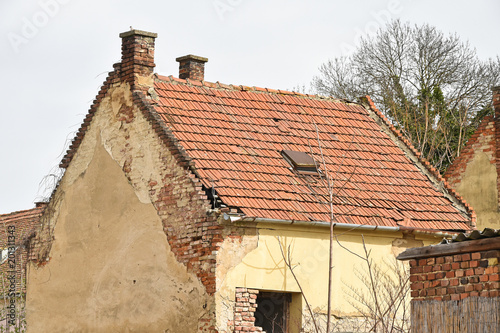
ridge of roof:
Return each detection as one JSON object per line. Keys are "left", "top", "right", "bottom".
{"left": 154, "top": 74, "right": 359, "bottom": 106}
{"left": 359, "top": 95, "right": 476, "bottom": 229}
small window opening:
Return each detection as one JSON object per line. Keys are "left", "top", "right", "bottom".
{"left": 281, "top": 150, "right": 318, "bottom": 174}
{"left": 255, "top": 292, "right": 291, "bottom": 333}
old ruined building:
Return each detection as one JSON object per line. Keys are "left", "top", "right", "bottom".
{"left": 445, "top": 86, "right": 500, "bottom": 230}
{"left": 19, "top": 30, "right": 477, "bottom": 332}
{"left": 0, "top": 204, "right": 45, "bottom": 329}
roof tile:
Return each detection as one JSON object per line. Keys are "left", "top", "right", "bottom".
{"left": 132, "top": 77, "right": 475, "bottom": 230}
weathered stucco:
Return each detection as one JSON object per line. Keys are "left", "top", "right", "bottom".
{"left": 27, "top": 83, "right": 211, "bottom": 332}
{"left": 216, "top": 223, "right": 434, "bottom": 332}
{"left": 455, "top": 152, "right": 500, "bottom": 229}
{"left": 445, "top": 116, "right": 500, "bottom": 230}
{"left": 215, "top": 219, "right": 259, "bottom": 332}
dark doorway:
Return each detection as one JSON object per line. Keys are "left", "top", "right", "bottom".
{"left": 255, "top": 292, "right": 291, "bottom": 333}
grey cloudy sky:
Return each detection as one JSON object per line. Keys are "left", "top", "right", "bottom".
{"left": 1, "top": 0, "right": 499, "bottom": 214}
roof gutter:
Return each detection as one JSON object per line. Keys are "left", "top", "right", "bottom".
{"left": 229, "top": 215, "right": 460, "bottom": 239}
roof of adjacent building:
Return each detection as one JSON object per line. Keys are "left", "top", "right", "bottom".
{"left": 397, "top": 228, "right": 500, "bottom": 260}
{"left": 145, "top": 74, "right": 473, "bottom": 231}
{"left": 440, "top": 227, "right": 500, "bottom": 244}
{"left": 0, "top": 205, "right": 44, "bottom": 250}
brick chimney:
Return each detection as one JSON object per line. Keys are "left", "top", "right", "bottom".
{"left": 176, "top": 55, "right": 208, "bottom": 81}
{"left": 118, "top": 29, "right": 157, "bottom": 90}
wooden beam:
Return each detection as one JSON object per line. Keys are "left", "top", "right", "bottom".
{"left": 397, "top": 237, "right": 500, "bottom": 260}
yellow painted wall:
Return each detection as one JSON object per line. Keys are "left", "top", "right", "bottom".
{"left": 216, "top": 223, "right": 435, "bottom": 332}
{"left": 455, "top": 152, "right": 500, "bottom": 229}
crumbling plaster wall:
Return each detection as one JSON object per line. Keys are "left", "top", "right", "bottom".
{"left": 445, "top": 118, "right": 500, "bottom": 229}
{"left": 215, "top": 224, "right": 432, "bottom": 332}
{"left": 26, "top": 82, "right": 212, "bottom": 332}
{"left": 455, "top": 151, "right": 500, "bottom": 229}
{"left": 214, "top": 219, "right": 259, "bottom": 333}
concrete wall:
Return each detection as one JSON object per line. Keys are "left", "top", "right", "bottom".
{"left": 26, "top": 82, "right": 211, "bottom": 332}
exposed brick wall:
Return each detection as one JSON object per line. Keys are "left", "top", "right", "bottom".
{"left": 132, "top": 92, "right": 224, "bottom": 297}
{"left": 0, "top": 206, "right": 44, "bottom": 295}
{"left": 233, "top": 287, "right": 263, "bottom": 333}
{"left": 36, "top": 30, "right": 225, "bottom": 332}
{"left": 58, "top": 30, "right": 222, "bottom": 299}
{"left": 409, "top": 250, "right": 500, "bottom": 301}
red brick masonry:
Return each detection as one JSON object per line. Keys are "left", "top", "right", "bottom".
{"left": 410, "top": 251, "right": 500, "bottom": 301}
{"left": 404, "top": 240, "right": 500, "bottom": 301}
{"left": 233, "top": 287, "right": 263, "bottom": 333}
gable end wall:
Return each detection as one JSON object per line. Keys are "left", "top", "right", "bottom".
{"left": 444, "top": 116, "right": 500, "bottom": 229}
{"left": 27, "top": 74, "right": 230, "bottom": 332}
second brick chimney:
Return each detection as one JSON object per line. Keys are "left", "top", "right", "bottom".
{"left": 118, "top": 29, "right": 157, "bottom": 91}
{"left": 176, "top": 55, "right": 208, "bottom": 81}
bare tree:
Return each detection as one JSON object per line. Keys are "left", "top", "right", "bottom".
{"left": 313, "top": 20, "right": 500, "bottom": 172}
{"left": 343, "top": 237, "right": 411, "bottom": 333}
{"left": 272, "top": 122, "right": 413, "bottom": 333}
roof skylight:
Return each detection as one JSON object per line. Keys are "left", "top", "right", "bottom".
{"left": 281, "top": 150, "right": 318, "bottom": 174}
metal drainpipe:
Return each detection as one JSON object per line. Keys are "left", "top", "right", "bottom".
{"left": 228, "top": 215, "right": 459, "bottom": 239}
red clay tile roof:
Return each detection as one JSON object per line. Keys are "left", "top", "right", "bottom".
{"left": 151, "top": 75, "right": 472, "bottom": 230}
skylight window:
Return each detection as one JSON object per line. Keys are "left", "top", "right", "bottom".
{"left": 281, "top": 150, "right": 319, "bottom": 174}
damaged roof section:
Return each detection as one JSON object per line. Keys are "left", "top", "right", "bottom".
{"left": 151, "top": 75, "right": 473, "bottom": 231}
{"left": 398, "top": 228, "right": 500, "bottom": 260}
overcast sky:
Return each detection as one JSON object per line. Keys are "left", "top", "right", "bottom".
{"left": 1, "top": 0, "right": 499, "bottom": 214}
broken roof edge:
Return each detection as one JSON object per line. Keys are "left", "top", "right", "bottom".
{"left": 359, "top": 95, "right": 476, "bottom": 230}
{"left": 154, "top": 74, "right": 364, "bottom": 108}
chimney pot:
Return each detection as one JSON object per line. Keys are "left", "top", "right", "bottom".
{"left": 176, "top": 55, "right": 208, "bottom": 81}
